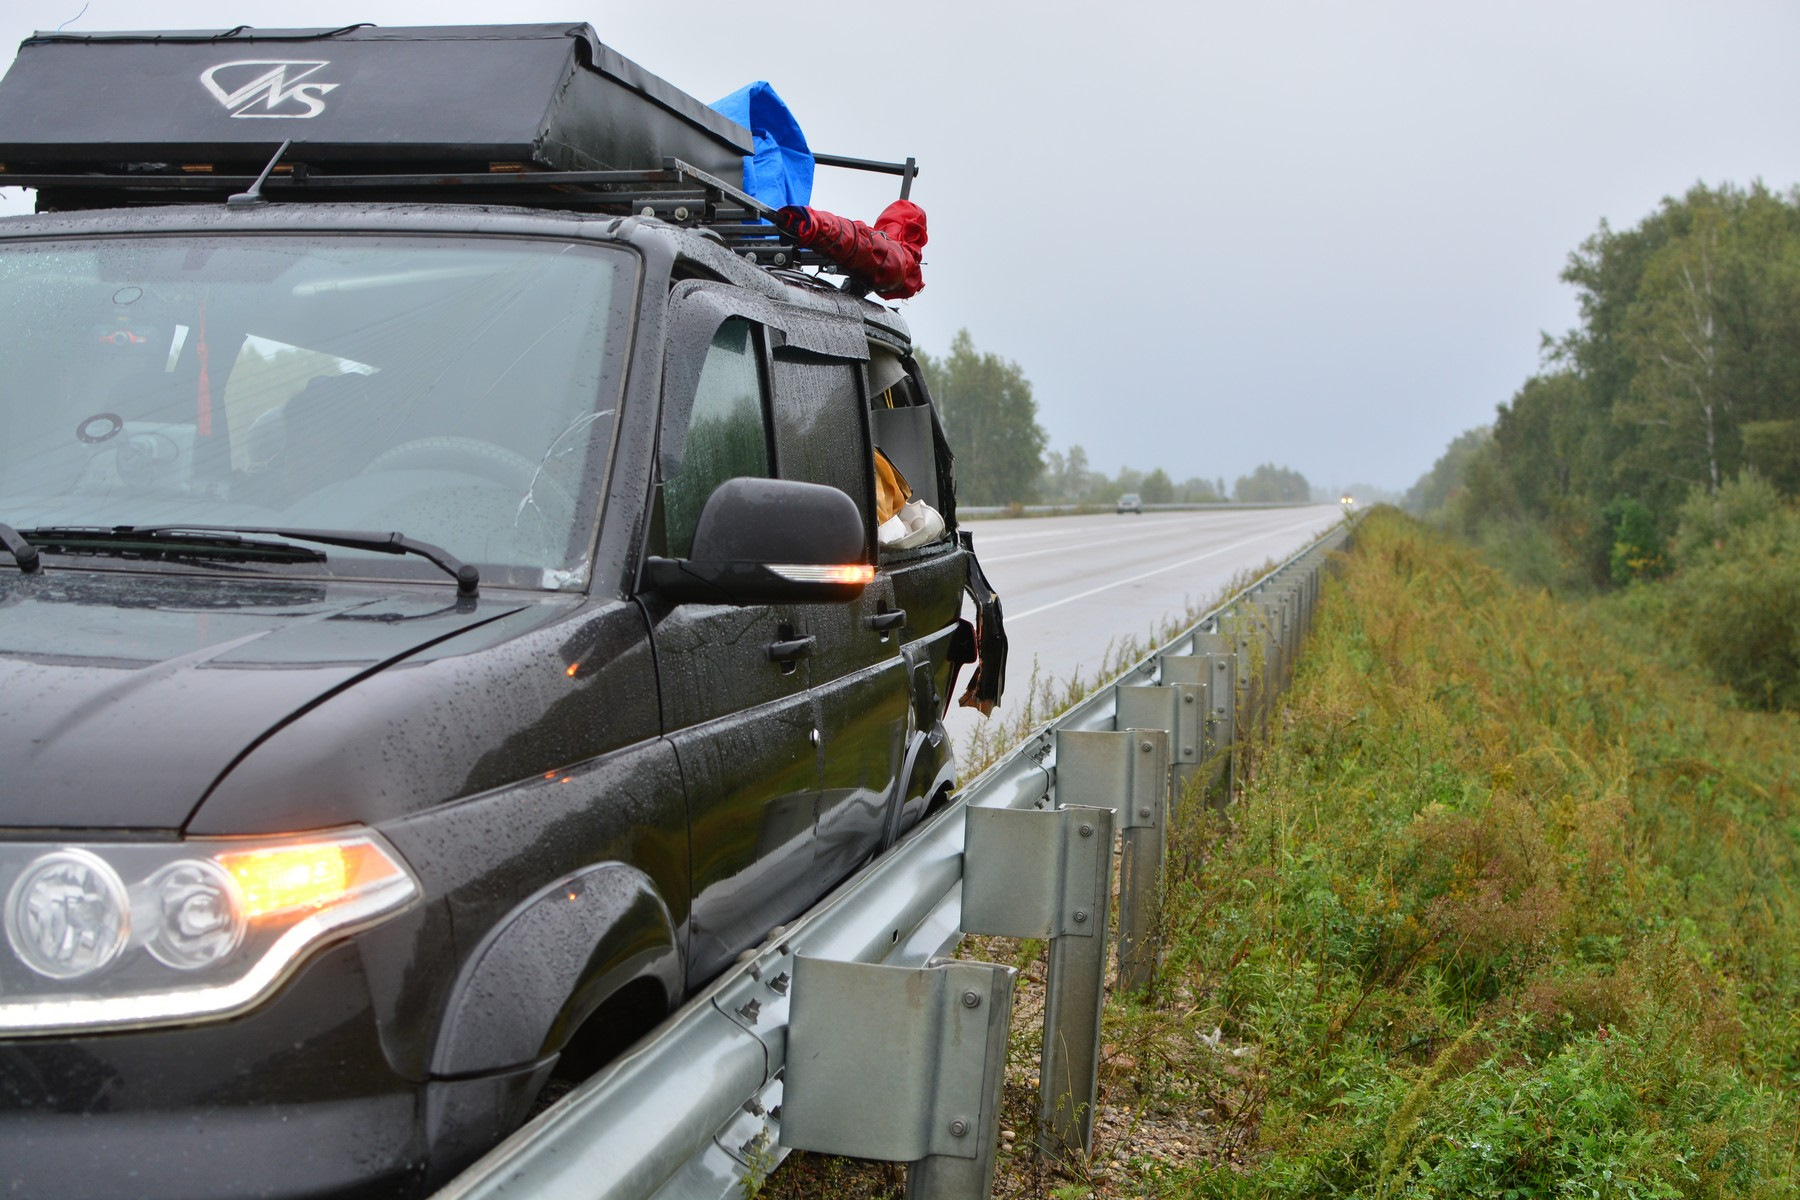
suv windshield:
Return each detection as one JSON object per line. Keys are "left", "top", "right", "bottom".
{"left": 0, "top": 234, "right": 629, "bottom": 589}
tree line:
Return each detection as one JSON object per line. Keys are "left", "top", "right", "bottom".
{"left": 1407, "top": 180, "right": 1800, "bottom": 707}
{"left": 1412, "top": 181, "right": 1800, "bottom": 579}
{"left": 917, "top": 329, "right": 1309, "bottom": 506}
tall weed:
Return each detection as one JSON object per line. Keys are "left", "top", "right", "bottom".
{"left": 1163, "top": 509, "right": 1800, "bottom": 1197}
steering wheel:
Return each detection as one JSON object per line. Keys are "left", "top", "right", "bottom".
{"left": 361, "top": 436, "right": 578, "bottom": 526}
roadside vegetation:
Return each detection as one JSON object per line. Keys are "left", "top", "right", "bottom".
{"left": 1605, "top": 473, "right": 1800, "bottom": 712}
{"left": 763, "top": 508, "right": 1800, "bottom": 1197}
{"left": 1133, "top": 509, "right": 1800, "bottom": 1196}
{"left": 1413, "top": 181, "right": 1800, "bottom": 584}
{"left": 1408, "top": 180, "right": 1800, "bottom": 714}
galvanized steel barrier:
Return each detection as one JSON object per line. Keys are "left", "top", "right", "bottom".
{"left": 957, "top": 500, "right": 1321, "bottom": 518}
{"left": 434, "top": 516, "right": 1356, "bottom": 1200}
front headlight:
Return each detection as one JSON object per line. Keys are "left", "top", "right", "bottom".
{"left": 0, "top": 828, "right": 417, "bottom": 1036}
{"left": 6, "top": 849, "right": 132, "bottom": 980}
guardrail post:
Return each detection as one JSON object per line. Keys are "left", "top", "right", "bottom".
{"left": 781, "top": 956, "right": 1017, "bottom": 1200}
{"left": 1189, "top": 630, "right": 1251, "bottom": 759}
{"left": 1257, "top": 601, "right": 1284, "bottom": 708}
{"left": 1266, "top": 595, "right": 1289, "bottom": 687}
{"left": 1203, "top": 652, "right": 1235, "bottom": 802}
{"left": 1054, "top": 728, "right": 1170, "bottom": 994}
{"left": 963, "top": 803, "right": 1115, "bottom": 1164}
{"left": 1285, "top": 587, "right": 1301, "bottom": 669}
{"left": 1281, "top": 589, "right": 1299, "bottom": 678}
{"left": 1115, "top": 682, "right": 1202, "bottom": 806}
{"left": 1158, "top": 654, "right": 1236, "bottom": 806}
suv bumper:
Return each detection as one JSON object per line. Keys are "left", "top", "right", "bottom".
{"left": 0, "top": 941, "right": 544, "bottom": 1199}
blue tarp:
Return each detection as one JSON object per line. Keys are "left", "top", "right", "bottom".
{"left": 709, "top": 81, "right": 813, "bottom": 210}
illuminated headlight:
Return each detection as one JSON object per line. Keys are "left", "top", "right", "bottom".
{"left": 0, "top": 829, "right": 417, "bottom": 1036}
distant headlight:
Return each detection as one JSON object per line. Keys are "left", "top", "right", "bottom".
{"left": 0, "top": 828, "right": 417, "bottom": 1036}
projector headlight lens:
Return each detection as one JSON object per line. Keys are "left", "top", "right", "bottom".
{"left": 144, "top": 860, "right": 244, "bottom": 970}
{"left": 6, "top": 849, "right": 131, "bottom": 980}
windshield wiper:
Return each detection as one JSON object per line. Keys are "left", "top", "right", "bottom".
{"left": 19, "top": 526, "right": 329, "bottom": 568}
{"left": 1, "top": 521, "right": 43, "bottom": 574}
{"left": 19, "top": 525, "right": 480, "bottom": 596}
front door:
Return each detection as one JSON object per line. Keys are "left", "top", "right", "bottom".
{"left": 646, "top": 312, "right": 821, "bottom": 985}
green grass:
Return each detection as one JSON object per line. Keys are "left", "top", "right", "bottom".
{"left": 1151, "top": 509, "right": 1800, "bottom": 1197}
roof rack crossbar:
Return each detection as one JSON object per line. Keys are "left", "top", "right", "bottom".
{"left": 7, "top": 154, "right": 892, "bottom": 278}
{"left": 813, "top": 152, "right": 918, "bottom": 201}
{"left": 6, "top": 156, "right": 772, "bottom": 209}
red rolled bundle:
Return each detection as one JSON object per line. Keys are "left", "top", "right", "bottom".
{"left": 774, "top": 199, "right": 927, "bottom": 299}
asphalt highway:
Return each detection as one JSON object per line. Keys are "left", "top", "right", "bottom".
{"left": 946, "top": 504, "right": 1348, "bottom": 752}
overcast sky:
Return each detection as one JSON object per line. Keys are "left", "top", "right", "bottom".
{"left": 3, "top": 1, "right": 1796, "bottom": 494}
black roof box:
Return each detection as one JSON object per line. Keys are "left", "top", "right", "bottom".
{"left": 0, "top": 23, "right": 751, "bottom": 177}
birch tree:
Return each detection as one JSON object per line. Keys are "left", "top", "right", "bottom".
{"left": 1620, "top": 206, "right": 1729, "bottom": 494}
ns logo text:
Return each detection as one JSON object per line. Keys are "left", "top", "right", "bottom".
{"left": 199, "top": 60, "right": 339, "bottom": 119}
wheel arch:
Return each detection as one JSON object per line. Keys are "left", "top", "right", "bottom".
{"left": 431, "top": 861, "right": 682, "bottom": 1078}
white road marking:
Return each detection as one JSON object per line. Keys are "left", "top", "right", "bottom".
{"left": 1004, "top": 516, "right": 1332, "bottom": 623}
{"left": 967, "top": 520, "right": 1176, "bottom": 549}
{"left": 981, "top": 518, "right": 1196, "bottom": 563}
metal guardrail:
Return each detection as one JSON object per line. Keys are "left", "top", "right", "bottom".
{"left": 958, "top": 500, "right": 1327, "bottom": 518}
{"left": 435, "top": 515, "right": 1357, "bottom": 1200}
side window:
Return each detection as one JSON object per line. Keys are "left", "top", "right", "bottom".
{"left": 663, "top": 319, "right": 770, "bottom": 558}
{"left": 771, "top": 354, "right": 874, "bottom": 552}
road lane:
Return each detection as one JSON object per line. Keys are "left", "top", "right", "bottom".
{"left": 946, "top": 504, "right": 1345, "bottom": 750}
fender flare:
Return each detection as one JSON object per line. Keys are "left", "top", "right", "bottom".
{"left": 432, "top": 863, "right": 682, "bottom": 1077}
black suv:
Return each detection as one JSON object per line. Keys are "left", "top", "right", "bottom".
{"left": 0, "top": 24, "right": 1002, "bottom": 1198}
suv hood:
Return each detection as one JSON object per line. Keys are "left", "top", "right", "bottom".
{"left": 0, "top": 569, "right": 529, "bottom": 832}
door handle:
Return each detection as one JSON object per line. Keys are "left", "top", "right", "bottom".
{"left": 864, "top": 609, "right": 907, "bottom": 632}
{"left": 767, "top": 635, "right": 816, "bottom": 663}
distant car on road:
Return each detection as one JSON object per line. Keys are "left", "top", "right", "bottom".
{"left": 1117, "top": 492, "right": 1143, "bottom": 514}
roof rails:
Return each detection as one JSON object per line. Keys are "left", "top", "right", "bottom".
{"left": 0, "top": 22, "right": 919, "bottom": 274}
{"left": 4, "top": 152, "right": 776, "bottom": 267}
{"left": 5, "top": 152, "right": 917, "bottom": 271}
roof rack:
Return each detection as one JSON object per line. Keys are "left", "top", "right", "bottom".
{"left": 0, "top": 23, "right": 921, "bottom": 275}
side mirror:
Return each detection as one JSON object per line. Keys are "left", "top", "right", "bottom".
{"left": 643, "top": 477, "right": 872, "bottom": 605}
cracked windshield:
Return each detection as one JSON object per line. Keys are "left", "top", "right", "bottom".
{"left": 0, "top": 236, "right": 625, "bottom": 587}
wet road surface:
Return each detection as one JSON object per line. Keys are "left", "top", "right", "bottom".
{"left": 946, "top": 504, "right": 1346, "bottom": 753}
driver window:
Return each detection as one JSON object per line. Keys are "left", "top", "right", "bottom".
{"left": 771, "top": 352, "right": 873, "bottom": 552}
{"left": 663, "top": 318, "right": 771, "bottom": 557}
